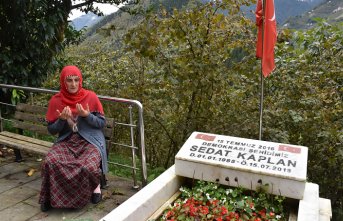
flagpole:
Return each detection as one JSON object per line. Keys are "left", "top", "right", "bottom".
{"left": 259, "top": 62, "right": 264, "bottom": 140}
{"left": 257, "top": 0, "right": 277, "bottom": 140}
{"left": 258, "top": 0, "right": 266, "bottom": 140}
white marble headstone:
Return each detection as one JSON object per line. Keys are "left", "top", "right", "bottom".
{"left": 175, "top": 132, "right": 308, "bottom": 199}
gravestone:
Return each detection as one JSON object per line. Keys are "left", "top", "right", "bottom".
{"left": 175, "top": 131, "right": 308, "bottom": 199}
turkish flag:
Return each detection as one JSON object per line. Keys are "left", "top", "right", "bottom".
{"left": 278, "top": 145, "right": 301, "bottom": 154}
{"left": 195, "top": 134, "right": 216, "bottom": 142}
{"left": 256, "top": 0, "right": 277, "bottom": 77}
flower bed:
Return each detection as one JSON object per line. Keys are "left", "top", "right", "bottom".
{"left": 158, "top": 180, "right": 288, "bottom": 221}
{"left": 102, "top": 166, "right": 329, "bottom": 221}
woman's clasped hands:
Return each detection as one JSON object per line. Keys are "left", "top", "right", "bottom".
{"left": 57, "top": 103, "right": 90, "bottom": 120}
{"left": 76, "top": 103, "right": 90, "bottom": 117}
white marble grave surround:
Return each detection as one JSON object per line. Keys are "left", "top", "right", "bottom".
{"left": 297, "top": 183, "right": 332, "bottom": 221}
{"left": 100, "top": 166, "right": 183, "bottom": 221}
{"left": 298, "top": 183, "right": 319, "bottom": 220}
{"left": 100, "top": 167, "right": 332, "bottom": 221}
{"left": 319, "top": 198, "right": 332, "bottom": 221}
{"left": 175, "top": 131, "right": 308, "bottom": 199}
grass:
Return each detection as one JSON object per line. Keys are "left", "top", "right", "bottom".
{"left": 108, "top": 152, "right": 166, "bottom": 183}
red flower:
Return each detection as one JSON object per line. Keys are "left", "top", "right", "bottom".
{"left": 208, "top": 199, "right": 219, "bottom": 207}
{"left": 235, "top": 213, "right": 240, "bottom": 219}
{"left": 269, "top": 212, "right": 275, "bottom": 217}
{"left": 189, "top": 205, "right": 198, "bottom": 216}
{"left": 228, "top": 211, "right": 239, "bottom": 219}
{"left": 258, "top": 209, "right": 266, "bottom": 217}
{"left": 200, "top": 206, "right": 209, "bottom": 215}
{"left": 221, "top": 206, "right": 228, "bottom": 215}
{"left": 165, "top": 210, "right": 174, "bottom": 218}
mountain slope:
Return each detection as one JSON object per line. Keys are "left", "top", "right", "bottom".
{"left": 283, "top": 0, "right": 343, "bottom": 29}
{"left": 75, "top": 0, "right": 193, "bottom": 49}
{"left": 71, "top": 0, "right": 338, "bottom": 49}
{"left": 73, "top": 0, "right": 328, "bottom": 39}
{"left": 71, "top": 12, "right": 103, "bottom": 31}
{"left": 241, "top": 0, "right": 325, "bottom": 25}
{"left": 275, "top": 0, "right": 324, "bottom": 24}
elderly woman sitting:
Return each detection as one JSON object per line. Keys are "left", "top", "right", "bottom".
{"left": 39, "top": 66, "right": 108, "bottom": 212}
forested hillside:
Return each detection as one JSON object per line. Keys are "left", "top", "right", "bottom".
{"left": 71, "top": 12, "right": 102, "bottom": 30}
{"left": 74, "top": 0, "right": 331, "bottom": 44}
{"left": 283, "top": 0, "right": 343, "bottom": 29}
{"left": 82, "top": 0, "right": 192, "bottom": 43}
{"left": 42, "top": 0, "right": 342, "bottom": 219}
{"left": 241, "top": 0, "right": 325, "bottom": 25}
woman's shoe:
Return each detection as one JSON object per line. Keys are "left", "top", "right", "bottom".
{"left": 91, "top": 193, "right": 102, "bottom": 204}
{"left": 40, "top": 202, "right": 51, "bottom": 212}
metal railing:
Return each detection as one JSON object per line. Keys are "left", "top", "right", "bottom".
{"left": 0, "top": 84, "right": 147, "bottom": 187}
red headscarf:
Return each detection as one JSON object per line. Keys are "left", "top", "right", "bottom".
{"left": 46, "top": 65, "right": 104, "bottom": 122}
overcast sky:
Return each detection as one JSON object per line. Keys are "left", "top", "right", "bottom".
{"left": 68, "top": 3, "right": 119, "bottom": 20}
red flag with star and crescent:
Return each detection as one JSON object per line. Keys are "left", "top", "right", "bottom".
{"left": 255, "top": 0, "right": 277, "bottom": 77}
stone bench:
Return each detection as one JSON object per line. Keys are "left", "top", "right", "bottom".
{"left": 0, "top": 103, "right": 115, "bottom": 187}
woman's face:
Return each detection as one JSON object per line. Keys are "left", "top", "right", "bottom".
{"left": 65, "top": 75, "right": 80, "bottom": 94}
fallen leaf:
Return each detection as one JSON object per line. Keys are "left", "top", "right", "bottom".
{"left": 27, "top": 168, "right": 36, "bottom": 176}
{"left": 102, "top": 191, "right": 111, "bottom": 200}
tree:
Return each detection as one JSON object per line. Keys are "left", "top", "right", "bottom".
{"left": 0, "top": 0, "right": 136, "bottom": 88}
{"left": 123, "top": 0, "right": 256, "bottom": 168}
{"left": 263, "top": 21, "right": 342, "bottom": 219}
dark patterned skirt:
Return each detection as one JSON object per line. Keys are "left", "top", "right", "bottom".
{"left": 39, "top": 133, "right": 101, "bottom": 209}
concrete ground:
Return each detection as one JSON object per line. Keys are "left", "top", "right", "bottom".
{"left": 0, "top": 148, "right": 140, "bottom": 221}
